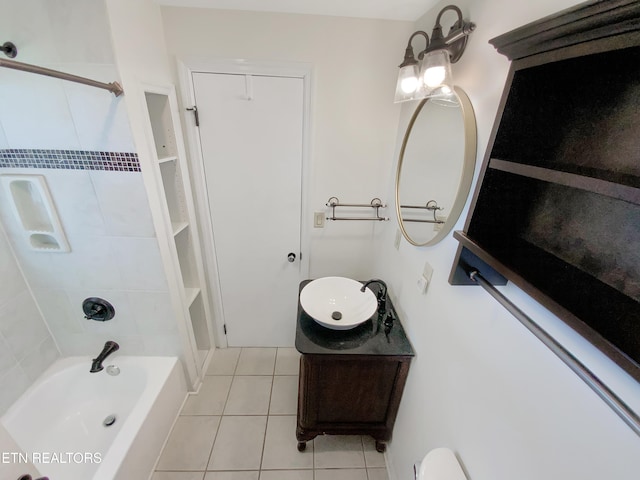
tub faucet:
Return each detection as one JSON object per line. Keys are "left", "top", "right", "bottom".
{"left": 360, "top": 279, "right": 388, "bottom": 314}
{"left": 90, "top": 341, "right": 119, "bottom": 373}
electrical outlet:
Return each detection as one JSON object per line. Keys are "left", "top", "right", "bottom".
{"left": 313, "top": 211, "right": 325, "bottom": 228}
{"left": 394, "top": 229, "right": 401, "bottom": 250}
{"left": 417, "top": 276, "right": 428, "bottom": 294}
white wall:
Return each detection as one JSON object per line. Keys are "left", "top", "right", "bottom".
{"left": 374, "top": 1, "right": 640, "bottom": 479}
{"left": 160, "top": 7, "right": 414, "bottom": 279}
{"left": 0, "top": 0, "right": 181, "bottom": 361}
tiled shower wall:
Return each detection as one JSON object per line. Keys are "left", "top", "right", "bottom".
{"left": 0, "top": 224, "right": 59, "bottom": 414}
{"left": 0, "top": 0, "right": 182, "bottom": 415}
{"left": 0, "top": 161, "right": 181, "bottom": 360}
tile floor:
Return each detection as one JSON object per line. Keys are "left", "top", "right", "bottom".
{"left": 153, "top": 348, "right": 389, "bottom": 480}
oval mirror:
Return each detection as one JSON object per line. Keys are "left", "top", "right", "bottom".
{"left": 395, "top": 86, "right": 477, "bottom": 246}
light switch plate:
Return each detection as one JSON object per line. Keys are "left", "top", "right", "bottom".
{"left": 314, "top": 211, "right": 325, "bottom": 228}
{"left": 433, "top": 215, "right": 447, "bottom": 231}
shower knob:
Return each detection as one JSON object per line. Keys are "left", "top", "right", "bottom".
{"left": 287, "top": 252, "right": 296, "bottom": 262}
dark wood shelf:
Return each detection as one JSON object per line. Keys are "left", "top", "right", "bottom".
{"left": 489, "top": 159, "right": 640, "bottom": 206}
{"left": 451, "top": 0, "right": 640, "bottom": 382}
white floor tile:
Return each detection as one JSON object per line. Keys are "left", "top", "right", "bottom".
{"left": 275, "top": 347, "right": 300, "bottom": 375}
{"left": 259, "top": 470, "right": 313, "bottom": 480}
{"left": 261, "top": 415, "right": 313, "bottom": 470}
{"left": 204, "top": 472, "right": 259, "bottom": 480}
{"left": 314, "top": 435, "right": 366, "bottom": 469}
{"left": 362, "top": 436, "right": 386, "bottom": 468}
{"left": 367, "top": 468, "right": 390, "bottom": 480}
{"left": 182, "top": 376, "right": 233, "bottom": 415}
{"left": 314, "top": 469, "right": 368, "bottom": 480}
{"left": 207, "top": 348, "right": 241, "bottom": 375}
{"left": 224, "top": 376, "right": 273, "bottom": 415}
{"left": 156, "top": 416, "right": 220, "bottom": 471}
{"left": 208, "top": 416, "right": 267, "bottom": 471}
{"left": 152, "top": 473, "right": 205, "bottom": 480}
{"left": 269, "top": 376, "right": 298, "bottom": 415}
{"left": 236, "top": 348, "right": 277, "bottom": 375}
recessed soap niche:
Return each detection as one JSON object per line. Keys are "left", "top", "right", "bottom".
{"left": 1, "top": 174, "right": 70, "bottom": 252}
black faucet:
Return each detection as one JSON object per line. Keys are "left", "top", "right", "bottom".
{"left": 90, "top": 341, "right": 119, "bottom": 373}
{"left": 360, "top": 279, "right": 388, "bottom": 314}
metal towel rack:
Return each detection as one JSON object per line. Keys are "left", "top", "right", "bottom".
{"left": 469, "top": 269, "right": 640, "bottom": 437}
{"left": 400, "top": 200, "right": 445, "bottom": 224}
{"left": 326, "top": 197, "right": 389, "bottom": 221}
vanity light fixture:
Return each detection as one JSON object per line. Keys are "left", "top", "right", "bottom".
{"left": 394, "top": 5, "right": 475, "bottom": 103}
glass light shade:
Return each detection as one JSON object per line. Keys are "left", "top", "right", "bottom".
{"left": 419, "top": 49, "right": 453, "bottom": 98}
{"left": 394, "top": 64, "right": 421, "bottom": 103}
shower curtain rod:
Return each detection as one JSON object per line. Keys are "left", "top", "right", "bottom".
{"left": 0, "top": 57, "right": 123, "bottom": 97}
{"left": 468, "top": 270, "right": 640, "bottom": 438}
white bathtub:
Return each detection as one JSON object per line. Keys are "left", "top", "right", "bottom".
{"left": 1, "top": 356, "right": 187, "bottom": 480}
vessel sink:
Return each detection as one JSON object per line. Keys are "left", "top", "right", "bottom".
{"left": 300, "top": 276, "right": 377, "bottom": 330}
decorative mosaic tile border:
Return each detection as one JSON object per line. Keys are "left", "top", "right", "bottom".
{"left": 0, "top": 149, "right": 140, "bottom": 172}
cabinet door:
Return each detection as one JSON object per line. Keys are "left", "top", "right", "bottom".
{"left": 300, "top": 356, "right": 402, "bottom": 426}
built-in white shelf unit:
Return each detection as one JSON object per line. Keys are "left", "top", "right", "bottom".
{"left": 144, "top": 88, "right": 214, "bottom": 381}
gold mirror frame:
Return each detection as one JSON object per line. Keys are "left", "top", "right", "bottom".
{"left": 395, "top": 86, "right": 477, "bottom": 246}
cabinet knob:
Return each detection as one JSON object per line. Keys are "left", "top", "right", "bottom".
{"left": 287, "top": 252, "right": 296, "bottom": 263}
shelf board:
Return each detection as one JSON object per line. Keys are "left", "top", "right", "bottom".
{"left": 185, "top": 287, "right": 201, "bottom": 307}
{"left": 172, "top": 221, "right": 189, "bottom": 237}
{"left": 489, "top": 158, "right": 640, "bottom": 206}
{"left": 158, "top": 155, "right": 178, "bottom": 164}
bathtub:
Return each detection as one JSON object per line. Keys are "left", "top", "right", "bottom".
{"left": 1, "top": 356, "right": 187, "bottom": 480}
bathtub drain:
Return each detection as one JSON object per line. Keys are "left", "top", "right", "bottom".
{"left": 103, "top": 414, "right": 116, "bottom": 427}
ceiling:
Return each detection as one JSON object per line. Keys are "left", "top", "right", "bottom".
{"left": 155, "top": 0, "right": 440, "bottom": 21}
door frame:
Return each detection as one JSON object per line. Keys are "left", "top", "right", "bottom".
{"left": 177, "top": 57, "right": 313, "bottom": 347}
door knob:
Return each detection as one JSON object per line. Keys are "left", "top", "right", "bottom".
{"left": 287, "top": 252, "right": 296, "bottom": 262}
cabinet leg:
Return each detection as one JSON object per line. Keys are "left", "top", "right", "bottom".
{"left": 375, "top": 440, "right": 386, "bottom": 453}
{"left": 297, "top": 441, "right": 307, "bottom": 452}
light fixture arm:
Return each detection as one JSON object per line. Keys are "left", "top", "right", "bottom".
{"left": 421, "top": 4, "right": 476, "bottom": 63}
{"left": 399, "top": 31, "right": 429, "bottom": 68}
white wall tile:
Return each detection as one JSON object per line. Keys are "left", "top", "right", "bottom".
{"left": 110, "top": 237, "right": 169, "bottom": 291}
{"left": 31, "top": 288, "right": 83, "bottom": 334}
{"left": 91, "top": 172, "right": 155, "bottom": 237}
{"left": 44, "top": 1, "right": 115, "bottom": 64}
{"left": 40, "top": 170, "right": 107, "bottom": 238}
{"left": 62, "top": 64, "right": 135, "bottom": 152}
{"left": 142, "top": 334, "right": 182, "bottom": 357}
{"left": 0, "top": 0, "right": 59, "bottom": 65}
{"left": 0, "top": 121, "right": 8, "bottom": 149}
{"left": 0, "top": 334, "right": 17, "bottom": 375}
{"left": 0, "top": 69, "right": 80, "bottom": 149}
{"left": 0, "top": 291, "right": 51, "bottom": 363}
{"left": 57, "top": 235, "right": 123, "bottom": 290}
{"left": 19, "top": 336, "right": 60, "bottom": 382}
{"left": 0, "top": 365, "right": 31, "bottom": 415}
{"left": 128, "top": 291, "right": 177, "bottom": 334}
{"left": 0, "top": 227, "right": 27, "bottom": 308}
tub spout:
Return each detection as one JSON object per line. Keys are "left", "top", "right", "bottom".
{"left": 90, "top": 341, "right": 119, "bottom": 373}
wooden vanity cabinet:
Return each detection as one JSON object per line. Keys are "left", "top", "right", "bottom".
{"left": 296, "top": 353, "right": 411, "bottom": 452}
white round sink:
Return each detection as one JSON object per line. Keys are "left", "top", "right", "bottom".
{"left": 300, "top": 276, "right": 378, "bottom": 330}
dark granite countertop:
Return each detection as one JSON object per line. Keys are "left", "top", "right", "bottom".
{"left": 295, "top": 280, "right": 415, "bottom": 356}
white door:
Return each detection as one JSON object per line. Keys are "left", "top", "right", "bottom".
{"left": 192, "top": 72, "right": 304, "bottom": 346}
